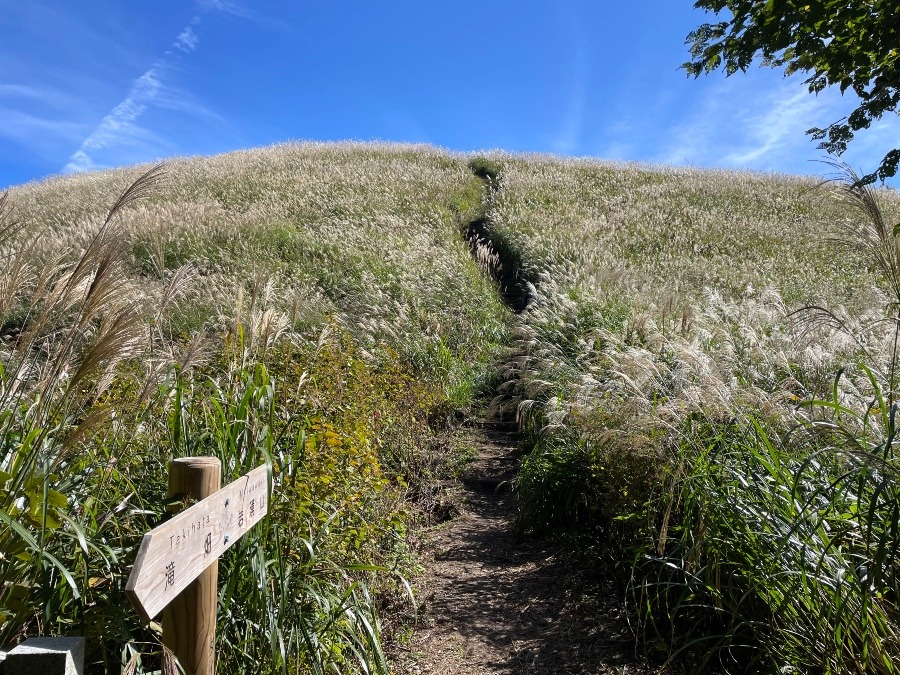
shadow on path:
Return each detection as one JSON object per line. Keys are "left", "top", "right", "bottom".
{"left": 405, "top": 426, "right": 650, "bottom": 675}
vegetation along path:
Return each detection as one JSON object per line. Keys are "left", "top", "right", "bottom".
{"left": 398, "top": 162, "right": 653, "bottom": 674}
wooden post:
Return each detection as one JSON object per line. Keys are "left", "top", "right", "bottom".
{"left": 126, "top": 460, "right": 267, "bottom": 671}
{"left": 163, "top": 457, "right": 221, "bottom": 675}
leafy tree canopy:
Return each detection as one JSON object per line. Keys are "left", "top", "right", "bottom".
{"left": 685, "top": 1, "right": 900, "bottom": 183}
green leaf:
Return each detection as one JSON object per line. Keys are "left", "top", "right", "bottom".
{"left": 45, "top": 489, "right": 68, "bottom": 509}
{"left": 0, "top": 509, "right": 80, "bottom": 598}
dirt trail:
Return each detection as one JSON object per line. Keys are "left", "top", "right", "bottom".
{"left": 400, "top": 421, "right": 651, "bottom": 675}
{"left": 395, "top": 167, "right": 656, "bottom": 674}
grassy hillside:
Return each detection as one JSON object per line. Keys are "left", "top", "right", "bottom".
{"left": 0, "top": 143, "right": 509, "bottom": 674}
{"left": 483, "top": 155, "right": 900, "bottom": 672}
{"left": 4, "top": 143, "right": 900, "bottom": 673}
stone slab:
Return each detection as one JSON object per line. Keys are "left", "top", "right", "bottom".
{"left": 4, "top": 637, "right": 84, "bottom": 675}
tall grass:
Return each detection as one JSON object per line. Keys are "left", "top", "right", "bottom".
{"left": 13, "top": 141, "right": 896, "bottom": 671}
{"left": 631, "top": 167, "right": 900, "bottom": 672}
{"left": 475, "top": 152, "right": 900, "bottom": 669}
{"left": 0, "top": 168, "right": 161, "bottom": 652}
{"left": 640, "top": 403, "right": 900, "bottom": 673}
{"left": 10, "top": 143, "right": 508, "bottom": 382}
{"left": 0, "top": 144, "right": 511, "bottom": 673}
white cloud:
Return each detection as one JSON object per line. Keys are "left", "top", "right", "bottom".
{"left": 173, "top": 26, "right": 199, "bottom": 53}
{"left": 655, "top": 78, "right": 731, "bottom": 167}
{"left": 198, "top": 0, "right": 254, "bottom": 20}
{"left": 553, "top": 50, "right": 588, "bottom": 154}
{"left": 197, "top": 0, "right": 290, "bottom": 32}
{"left": 64, "top": 69, "right": 163, "bottom": 173}
{"left": 63, "top": 16, "right": 216, "bottom": 174}
{"left": 724, "top": 83, "right": 829, "bottom": 165}
{"left": 0, "top": 83, "right": 79, "bottom": 112}
{"left": 0, "top": 106, "right": 89, "bottom": 156}
{"left": 0, "top": 81, "right": 113, "bottom": 165}
{"left": 599, "top": 140, "right": 635, "bottom": 162}
{"left": 550, "top": 2, "right": 589, "bottom": 154}
{"left": 0, "top": 84, "right": 44, "bottom": 99}
{"left": 650, "top": 73, "right": 900, "bottom": 177}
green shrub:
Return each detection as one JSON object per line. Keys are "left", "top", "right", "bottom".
{"left": 467, "top": 156, "right": 503, "bottom": 183}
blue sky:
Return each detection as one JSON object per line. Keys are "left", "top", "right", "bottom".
{"left": 2, "top": 0, "right": 898, "bottom": 188}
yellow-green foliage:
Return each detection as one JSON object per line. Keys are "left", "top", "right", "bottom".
{"left": 265, "top": 333, "right": 451, "bottom": 560}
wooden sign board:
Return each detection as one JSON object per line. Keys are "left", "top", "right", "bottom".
{"left": 126, "top": 464, "right": 269, "bottom": 622}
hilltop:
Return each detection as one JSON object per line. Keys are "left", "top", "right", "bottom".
{"left": 2, "top": 143, "right": 898, "bottom": 674}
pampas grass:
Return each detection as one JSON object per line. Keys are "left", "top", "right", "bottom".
{"left": 479, "top": 153, "right": 900, "bottom": 670}
{"left": 0, "top": 144, "right": 510, "bottom": 674}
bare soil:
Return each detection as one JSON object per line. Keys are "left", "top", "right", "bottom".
{"left": 397, "top": 423, "right": 657, "bottom": 675}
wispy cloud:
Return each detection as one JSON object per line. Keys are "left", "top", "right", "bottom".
{"left": 0, "top": 83, "right": 95, "bottom": 162}
{"left": 653, "top": 71, "right": 900, "bottom": 179}
{"left": 64, "top": 70, "right": 165, "bottom": 173}
{"left": 655, "top": 77, "right": 817, "bottom": 173}
{"left": 724, "top": 84, "right": 826, "bottom": 165}
{"left": 173, "top": 26, "right": 199, "bottom": 54}
{"left": 0, "top": 106, "right": 89, "bottom": 155}
{"left": 198, "top": 0, "right": 255, "bottom": 20}
{"left": 197, "top": 0, "right": 288, "bottom": 31}
{"left": 63, "top": 17, "right": 208, "bottom": 173}
{"left": 655, "top": 78, "right": 731, "bottom": 167}
{"left": 0, "top": 83, "right": 75, "bottom": 111}
{"left": 553, "top": 47, "right": 588, "bottom": 154}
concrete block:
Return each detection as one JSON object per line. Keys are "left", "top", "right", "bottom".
{"left": 4, "top": 637, "right": 84, "bottom": 675}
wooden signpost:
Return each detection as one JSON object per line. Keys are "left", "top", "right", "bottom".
{"left": 126, "top": 458, "right": 269, "bottom": 675}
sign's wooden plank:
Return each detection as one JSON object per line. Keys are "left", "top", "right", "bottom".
{"left": 126, "top": 464, "right": 269, "bottom": 621}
